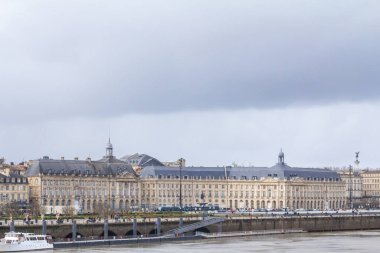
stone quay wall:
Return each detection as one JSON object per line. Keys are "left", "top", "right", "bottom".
{"left": 1, "top": 215, "right": 380, "bottom": 239}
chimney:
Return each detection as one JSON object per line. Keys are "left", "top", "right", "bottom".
{"left": 74, "top": 157, "right": 79, "bottom": 161}
{"left": 61, "top": 157, "right": 65, "bottom": 160}
{"left": 86, "top": 157, "right": 91, "bottom": 162}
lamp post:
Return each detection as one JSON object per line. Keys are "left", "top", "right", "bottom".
{"left": 178, "top": 158, "right": 184, "bottom": 212}
{"left": 224, "top": 166, "right": 229, "bottom": 211}
{"left": 349, "top": 165, "right": 353, "bottom": 210}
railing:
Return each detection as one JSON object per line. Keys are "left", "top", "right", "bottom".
{"left": 163, "top": 217, "right": 225, "bottom": 236}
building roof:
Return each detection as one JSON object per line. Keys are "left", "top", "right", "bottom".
{"left": 25, "top": 157, "right": 137, "bottom": 177}
{"left": 0, "top": 172, "right": 28, "bottom": 183}
{"left": 140, "top": 162, "right": 341, "bottom": 181}
{"left": 25, "top": 139, "right": 138, "bottom": 178}
{"left": 121, "top": 153, "right": 164, "bottom": 167}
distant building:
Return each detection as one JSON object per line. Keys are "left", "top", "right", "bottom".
{"left": 361, "top": 170, "right": 380, "bottom": 209}
{"left": 0, "top": 160, "right": 28, "bottom": 176}
{"left": 25, "top": 139, "right": 139, "bottom": 214}
{"left": 0, "top": 172, "right": 29, "bottom": 211}
{"left": 22, "top": 145, "right": 352, "bottom": 213}
{"left": 139, "top": 151, "right": 346, "bottom": 211}
{"left": 338, "top": 170, "right": 362, "bottom": 208}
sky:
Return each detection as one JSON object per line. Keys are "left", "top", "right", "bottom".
{"left": 0, "top": 0, "right": 380, "bottom": 168}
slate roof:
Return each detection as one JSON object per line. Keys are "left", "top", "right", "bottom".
{"left": 0, "top": 172, "right": 28, "bottom": 183}
{"left": 25, "top": 157, "right": 137, "bottom": 177}
{"left": 121, "top": 153, "right": 164, "bottom": 167}
{"left": 140, "top": 162, "right": 341, "bottom": 181}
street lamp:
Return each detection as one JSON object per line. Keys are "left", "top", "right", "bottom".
{"left": 178, "top": 158, "right": 185, "bottom": 212}
{"left": 349, "top": 165, "right": 353, "bottom": 210}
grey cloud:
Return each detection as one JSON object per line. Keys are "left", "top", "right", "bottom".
{"left": 1, "top": 0, "right": 380, "bottom": 123}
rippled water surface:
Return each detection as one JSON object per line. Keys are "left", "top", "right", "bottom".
{"left": 36, "top": 231, "right": 380, "bottom": 253}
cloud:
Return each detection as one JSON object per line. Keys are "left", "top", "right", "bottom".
{"left": 1, "top": 102, "right": 379, "bottom": 168}
{"left": 0, "top": 0, "right": 380, "bottom": 124}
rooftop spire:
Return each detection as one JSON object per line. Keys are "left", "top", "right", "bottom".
{"left": 106, "top": 137, "right": 113, "bottom": 158}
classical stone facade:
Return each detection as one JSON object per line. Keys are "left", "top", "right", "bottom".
{"left": 25, "top": 139, "right": 139, "bottom": 214}
{"left": 338, "top": 170, "right": 362, "bottom": 208}
{"left": 139, "top": 152, "right": 347, "bottom": 211}
{"left": 361, "top": 170, "right": 380, "bottom": 208}
{"left": 24, "top": 145, "right": 350, "bottom": 214}
{"left": 0, "top": 173, "right": 29, "bottom": 209}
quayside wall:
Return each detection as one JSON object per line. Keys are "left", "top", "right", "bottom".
{"left": 1, "top": 215, "right": 380, "bottom": 239}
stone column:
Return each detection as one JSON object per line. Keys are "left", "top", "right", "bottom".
{"left": 156, "top": 217, "right": 161, "bottom": 236}
{"left": 133, "top": 218, "right": 137, "bottom": 238}
{"left": 179, "top": 217, "right": 184, "bottom": 228}
{"left": 104, "top": 219, "right": 109, "bottom": 239}
{"left": 42, "top": 220, "right": 47, "bottom": 235}
{"left": 72, "top": 220, "right": 77, "bottom": 241}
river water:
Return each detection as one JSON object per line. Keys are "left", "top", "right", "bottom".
{"left": 41, "top": 230, "right": 380, "bottom": 253}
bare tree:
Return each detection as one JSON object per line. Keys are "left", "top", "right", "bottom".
{"left": 29, "top": 200, "right": 45, "bottom": 219}
{"left": 62, "top": 206, "right": 76, "bottom": 220}
{"left": 3, "top": 201, "right": 19, "bottom": 219}
{"left": 93, "top": 202, "right": 110, "bottom": 219}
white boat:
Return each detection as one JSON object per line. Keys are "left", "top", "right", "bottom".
{"left": 0, "top": 232, "right": 53, "bottom": 252}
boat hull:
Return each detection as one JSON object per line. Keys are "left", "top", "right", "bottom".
{"left": 0, "top": 242, "right": 53, "bottom": 252}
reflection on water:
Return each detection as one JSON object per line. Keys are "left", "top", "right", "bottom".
{"left": 37, "top": 230, "right": 380, "bottom": 253}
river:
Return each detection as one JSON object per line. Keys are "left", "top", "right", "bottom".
{"left": 37, "top": 230, "right": 380, "bottom": 253}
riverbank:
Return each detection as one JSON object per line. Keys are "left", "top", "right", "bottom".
{"left": 53, "top": 229, "right": 305, "bottom": 249}
{"left": 2, "top": 212, "right": 380, "bottom": 240}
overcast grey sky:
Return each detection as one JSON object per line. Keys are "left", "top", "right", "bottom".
{"left": 1, "top": 0, "right": 380, "bottom": 168}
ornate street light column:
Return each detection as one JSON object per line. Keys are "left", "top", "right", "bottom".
{"left": 178, "top": 158, "right": 185, "bottom": 212}
{"left": 349, "top": 165, "right": 353, "bottom": 210}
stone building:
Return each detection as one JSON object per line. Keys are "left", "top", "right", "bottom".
{"left": 0, "top": 172, "right": 29, "bottom": 211}
{"left": 25, "top": 139, "right": 139, "bottom": 214}
{"left": 139, "top": 151, "right": 346, "bottom": 211}
{"left": 361, "top": 170, "right": 380, "bottom": 208}
{"left": 24, "top": 144, "right": 348, "bottom": 213}
{"left": 338, "top": 170, "right": 362, "bottom": 208}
